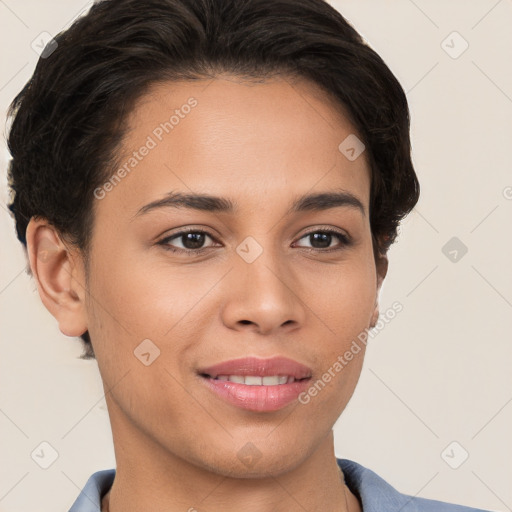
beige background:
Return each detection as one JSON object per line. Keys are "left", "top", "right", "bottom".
{"left": 1, "top": 1, "right": 511, "bottom": 511}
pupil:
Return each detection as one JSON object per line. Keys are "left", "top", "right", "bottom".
{"left": 311, "top": 232, "right": 331, "bottom": 248}
{"left": 183, "top": 232, "right": 205, "bottom": 249}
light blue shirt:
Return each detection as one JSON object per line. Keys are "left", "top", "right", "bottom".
{"left": 68, "top": 458, "right": 492, "bottom": 511}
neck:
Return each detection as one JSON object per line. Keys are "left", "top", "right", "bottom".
{"left": 103, "top": 399, "right": 361, "bottom": 512}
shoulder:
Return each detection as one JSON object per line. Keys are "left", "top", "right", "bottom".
{"left": 337, "top": 458, "right": 493, "bottom": 512}
{"left": 68, "top": 469, "right": 115, "bottom": 512}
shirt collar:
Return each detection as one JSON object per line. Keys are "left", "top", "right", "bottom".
{"left": 338, "top": 458, "right": 420, "bottom": 511}
{"left": 68, "top": 458, "right": 461, "bottom": 512}
{"left": 68, "top": 469, "right": 114, "bottom": 512}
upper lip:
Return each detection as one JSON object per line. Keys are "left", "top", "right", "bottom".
{"left": 198, "top": 356, "right": 312, "bottom": 379}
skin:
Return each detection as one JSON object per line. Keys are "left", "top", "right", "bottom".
{"left": 26, "top": 75, "right": 388, "bottom": 512}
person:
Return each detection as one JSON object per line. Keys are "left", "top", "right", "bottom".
{"left": 5, "top": 0, "right": 493, "bottom": 511}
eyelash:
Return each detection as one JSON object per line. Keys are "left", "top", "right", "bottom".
{"left": 157, "top": 227, "right": 351, "bottom": 257}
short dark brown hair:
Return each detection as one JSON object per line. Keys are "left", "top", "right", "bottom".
{"left": 6, "top": 0, "right": 420, "bottom": 359}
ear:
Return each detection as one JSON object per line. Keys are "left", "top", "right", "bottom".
{"left": 369, "top": 253, "right": 388, "bottom": 328}
{"left": 25, "top": 217, "right": 88, "bottom": 337}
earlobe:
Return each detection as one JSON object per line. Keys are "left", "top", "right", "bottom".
{"left": 370, "top": 253, "right": 389, "bottom": 328}
{"left": 25, "top": 218, "right": 88, "bottom": 337}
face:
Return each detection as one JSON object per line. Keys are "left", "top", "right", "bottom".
{"left": 32, "top": 75, "right": 386, "bottom": 478}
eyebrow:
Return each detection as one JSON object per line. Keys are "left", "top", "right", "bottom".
{"left": 133, "top": 189, "right": 365, "bottom": 219}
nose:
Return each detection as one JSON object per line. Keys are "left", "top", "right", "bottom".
{"left": 220, "top": 247, "right": 306, "bottom": 336}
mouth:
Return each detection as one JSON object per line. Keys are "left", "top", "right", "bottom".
{"left": 197, "top": 356, "right": 312, "bottom": 412}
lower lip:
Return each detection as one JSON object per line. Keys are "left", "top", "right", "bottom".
{"left": 201, "top": 376, "right": 311, "bottom": 412}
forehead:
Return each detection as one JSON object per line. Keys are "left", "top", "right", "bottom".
{"left": 100, "top": 75, "right": 371, "bottom": 219}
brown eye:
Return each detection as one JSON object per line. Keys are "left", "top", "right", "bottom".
{"left": 158, "top": 229, "right": 217, "bottom": 254}
{"left": 294, "top": 230, "right": 350, "bottom": 251}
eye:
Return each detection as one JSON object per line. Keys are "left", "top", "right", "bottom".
{"left": 158, "top": 229, "right": 218, "bottom": 255}
{"left": 294, "top": 229, "right": 351, "bottom": 252}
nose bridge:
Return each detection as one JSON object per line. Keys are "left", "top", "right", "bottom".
{"left": 221, "top": 236, "right": 304, "bottom": 334}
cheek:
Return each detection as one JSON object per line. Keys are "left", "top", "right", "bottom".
{"left": 87, "top": 243, "right": 181, "bottom": 330}
{"left": 303, "top": 254, "right": 376, "bottom": 400}
{"left": 307, "top": 257, "right": 377, "bottom": 333}
{"left": 84, "top": 247, "right": 220, "bottom": 375}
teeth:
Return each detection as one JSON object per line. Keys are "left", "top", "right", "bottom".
{"left": 245, "top": 376, "right": 262, "bottom": 385}
{"left": 213, "top": 375, "right": 295, "bottom": 385}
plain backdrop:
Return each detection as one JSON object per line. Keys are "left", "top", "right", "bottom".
{"left": 0, "top": 1, "right": 511, "bottom": 511}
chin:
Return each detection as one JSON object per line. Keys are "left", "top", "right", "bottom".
{"left": 193, "top": 444, "right": 309, "bottom": 479}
